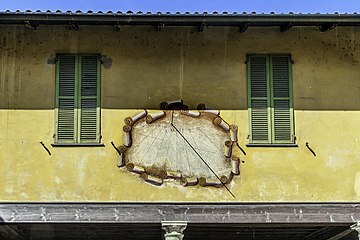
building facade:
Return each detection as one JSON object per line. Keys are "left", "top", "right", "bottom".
{"left": 0, "top": 11, "right": 359, "bottom": 239}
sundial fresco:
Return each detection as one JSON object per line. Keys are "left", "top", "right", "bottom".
{"left": 117, "top": 107, "right": 240, "bottom": 188}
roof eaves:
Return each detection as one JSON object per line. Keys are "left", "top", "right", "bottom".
{"left": 0, "top": 11, "right": 360, "bottom": 27}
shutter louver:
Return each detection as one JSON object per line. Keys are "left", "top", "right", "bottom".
{"left": 272, "top": 56, "right": 292, "bottom": 142}
{"left": 272, "top": 56, "right": 290, "bottom": 98}
{"left": 251, "top": 100, "right": 269, "bottom": 141}
{"left": 81, "top": 56, "right": 98, "bottom": 96}
{"left": 58, "top": 99, "right": 75, "bottom": 141}
{"left": 57, "top": 55, "right": 76, "bottom": 142}
{"left": 80, "top": 99, "right": 98, "bottom": 141}
{"left": 274, "top": 100, "right": 291, "bottom": 141}
{"left": 80, "top": 55, "right": 99, "bottom": 142}
{"left": 249, "top": 56, "right": 270, "bottom": 142}
{"left": 250, "top": 57, "right": 268, "bottom": 98}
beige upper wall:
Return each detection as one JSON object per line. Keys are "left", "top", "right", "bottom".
{"left": 0, "top": 25, "right": 359, "bottom": 110}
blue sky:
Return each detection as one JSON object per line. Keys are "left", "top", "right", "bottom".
{"left": 0, "top": 0, "right": 360, "bottom": 13}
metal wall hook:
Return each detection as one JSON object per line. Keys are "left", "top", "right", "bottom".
{"left": 40, "top": 141, "right": 51, "bottom": 155}
{"left": 306, "top": 142, "right": 316, "bottom": 156}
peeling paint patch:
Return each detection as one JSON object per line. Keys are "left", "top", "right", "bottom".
{"left": 5, "top": 185, "right": 14, "bottom": 194}
{"left": 47, "top": 55, "right": 56, "bottom": 65}
{"left": 325, "top": 153, "right": 351, "bottom": 170}
{"left": 100, "top": 55, "right": 113, "bottom": 69}
{"left": 54, "top": 176, "right": 62, "bottom": 185}
{"left": 355, "top": 172, "right": 360, "bottom": 197}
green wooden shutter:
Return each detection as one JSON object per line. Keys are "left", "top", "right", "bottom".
{"left": 271, "top": 56, "right": 293, "bottom": 143}
{"left": 56, "top": 55, "right": 77, "bottom": 143}
{"left": 79, "top": 55, "right": 100, "bottom": 143}
{"left": 248, "top": 56, "right": 271, "bottom": 143}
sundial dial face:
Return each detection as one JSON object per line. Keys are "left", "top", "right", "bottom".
{"left": 127, "top": 111, "right": 230, "bottom": 178}
{"left": 117, "top": 109, "right": 240, "bottom": 187}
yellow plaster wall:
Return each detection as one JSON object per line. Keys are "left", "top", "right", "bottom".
{"left": 0, "top": 25, "right": 359, "bottom": 202}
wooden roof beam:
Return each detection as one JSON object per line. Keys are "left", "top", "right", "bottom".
{"left": 157, "top": 22, "right": 165, "bottom": 31}
{"left": 280, "top": 22, "right": 292, "bottom": 32}
{"left": 25, "top": 20, "right": 38, "bottom": 30}
{"left": 318, "top": 23, "right": 337, "bottom": 32}
{"left": 327, "top": 227, "right": 357, "bottom": 240}
{"left": 0, "top": 225, "right": 26, "bottom": 240}
{"left": 198, "top": 22, "right": 207, "bottom": 32}
{"left": 68, "top": 21, "right": 79, "bottom": 30}
{"left": 113, "top": 22, "right": 121, "bottom": 31}
{"left": 239, "top": 23, "right": 248, "bottom": 33}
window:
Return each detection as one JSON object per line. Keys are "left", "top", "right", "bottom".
{"left": 247, "top": 55, "right": 294, "bottom": 144}
{"left": 55, "top": 54, "right": 100, "bottom": 144}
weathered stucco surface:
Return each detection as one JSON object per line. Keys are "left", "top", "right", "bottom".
{"left": 0, "top": 25, "right": 359, "bottom": 201}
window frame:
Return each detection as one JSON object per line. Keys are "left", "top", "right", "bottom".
{"left": 54, "top": 54, "right": 101, "bottom": 145}
{"left": 247, "top": 54, "right": 295, "bottom": 145}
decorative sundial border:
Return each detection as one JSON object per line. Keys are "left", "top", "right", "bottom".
{"left": 117, "top": 109, "right": 241, "bottom": 188}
